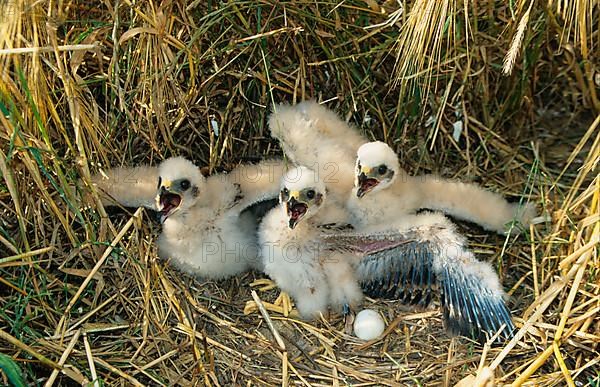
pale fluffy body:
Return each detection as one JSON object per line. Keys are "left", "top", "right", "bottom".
{"left": 259, "top": 167, "right": 363, "bottom": 318}
{"left": 158, "top": 166, "right": 261, "bottom": 277}
{"left": 90, "top": 156, "right": 287, "bottom": 279}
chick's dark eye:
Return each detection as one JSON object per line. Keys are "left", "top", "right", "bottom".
{"left": 306, "top": 189, "right": 315, "bottom": 199}
{"left": 281, "top": 188, "right": 289, "bottom": 198}
{"left": 180, "top": 179, "right": 191, "bottom": 191}
{"left": 378, "top": 165, "right": 388, "bottom": 175}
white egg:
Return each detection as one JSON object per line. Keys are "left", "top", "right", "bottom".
{"left": 353, "top": 309, "right": 385, "bottom": 341}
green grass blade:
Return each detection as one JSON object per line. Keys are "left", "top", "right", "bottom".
{"left": 0, "top": 353, "right": 26, "bottom": 387}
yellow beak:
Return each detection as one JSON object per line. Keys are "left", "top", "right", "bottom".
{"left": 360, "top": 166, "right": 372, "bottom": 175}
{"left": 289, "top": 190, "right": 300, "bottom": 200}
{"left": 156, "top": 179, "right": 173, "bottom": 210}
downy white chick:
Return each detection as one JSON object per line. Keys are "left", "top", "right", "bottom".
{"left": 342, "top": 144, "right": 523, "bottom": 340}
{"left": 348, "top": 141, "right": 536, "bottom": 234}
{"left": 323, "top": 211, "right": 516, "bottom": 341}
{"left": 90, "top": 156, "right": 287, "bottom": 278}
{"left": 259, "top": 166, "right": 363, "bottom": 319}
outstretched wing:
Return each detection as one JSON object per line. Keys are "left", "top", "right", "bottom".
{"left": 327, "top": 229, "right": 437, "bottom": 307}
{"left": 358, "top": 241, "right": 437, "bottom": 308}
{"left": 224, "top": 159, "right": 288, "bottom": 208}
{"left": 269, "top": 101, "right": 364, "bottom": 164}
{"left": 414, "top": 176, "right": 537, "bottom": 235}
{"left": 324, "top": 225, "right": 515, "bottom": 341}
{"left": 439, "top": 258, "right": 515, "bottom": 341}
{"left": 268, "top": 101, "right": 364, "bottom": 197}
{"left": 87, "top": 165, "right": 160, "bottom": 210}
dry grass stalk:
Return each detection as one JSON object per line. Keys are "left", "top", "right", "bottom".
{"left": 503, "top": 1, "right": 534, "bottom": 75}
{"left": 392, "top": 0, "right": 457, "bottom": 102}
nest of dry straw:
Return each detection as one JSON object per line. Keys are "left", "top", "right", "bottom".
{"left": 0, "top": 0, "right": 598, "bottom": 385}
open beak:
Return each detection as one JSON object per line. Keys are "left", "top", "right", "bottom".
{"left": 155, "top": 183, "right": 182, "bottom": 223}
{"left": 356, "top": 170, "right": 379, "bottom": 198}
{"left": 286, "top": 196, "right": 308, "bottom": 229}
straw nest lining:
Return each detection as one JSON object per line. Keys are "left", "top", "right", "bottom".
{"left": 0, "top": 0, "right": 598, "bottom": 385}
